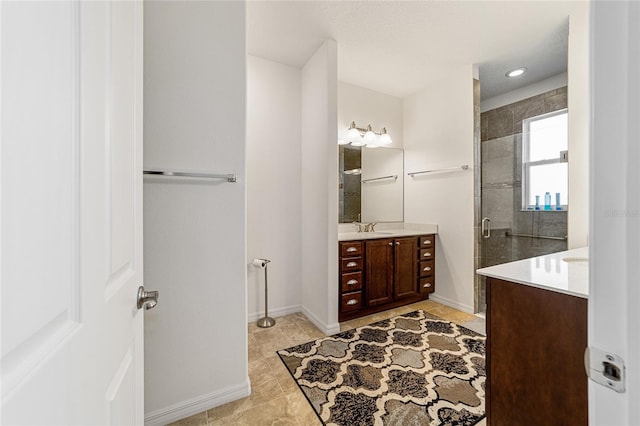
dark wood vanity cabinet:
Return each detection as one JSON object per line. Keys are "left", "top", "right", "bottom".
{"left": 339, "top": 241, "right": 364, "bottom": 314}
{"left": 339, "top": 234, "right": 435, "bottom": 321}
{"left": 392, "top": 237, "right": 418, "bottom": 299}
{"left": 486, "top": 277, "right": 588, "bottom": 425}
{"left": 364, "top": 239, "right": 394, "bottom": 306}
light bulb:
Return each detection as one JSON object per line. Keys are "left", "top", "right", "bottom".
{"left": 378, "top": 128, "right": 392, "bottom": 145}
{"left": 506, "top": 67, "right": 527, "bottom": 78}
{"left": 347, "top": 127, "right": 362, "bottom": 143}
{"left": 364, "top": 125, "right": 377, "bottom": 145}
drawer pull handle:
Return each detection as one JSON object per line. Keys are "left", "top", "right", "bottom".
{"left": 347, "top": 279, "right": 358, "bottom": 285}
{"left": 423, "top": 266, "right": 432, "bottom": 272}
{"left": 346, "top": 247, "right": 357, "bottom": 252}
{"left": 423, "top": 240, "right": 432, "bottom": 245}
{"left": 423, "top": 283, "right": 432, "bottom": 288}
{"left": 346, "top": 262, "right": 357, "bottom": 267}
{"left": 346, "top": 299, "right": 358, "bottom": 306}
{"left": 423, "top": 252, "right": 431, "bottom": 257}
{"left": 388, "top": 242, "right": 393, "bottom": 246}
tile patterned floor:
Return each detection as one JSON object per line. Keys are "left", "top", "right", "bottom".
{"left": 169, "top": 300, "right": 486, "bottom": 426}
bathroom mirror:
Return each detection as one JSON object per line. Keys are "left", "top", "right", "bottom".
{"left": 338, "top": 146, "right": 404, "bottom": 223}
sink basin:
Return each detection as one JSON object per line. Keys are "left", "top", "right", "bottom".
{"left": 562, "top": 257, "right": 589, "bottom": 263}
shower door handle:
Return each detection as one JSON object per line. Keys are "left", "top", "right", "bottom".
{"left": 481, "top": 217, "right": 491, "bottom": 239}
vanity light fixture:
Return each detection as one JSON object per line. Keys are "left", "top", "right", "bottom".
{"left": 506, "top": 67, "right": 527, "bottom": 78}
{"left": 340, "top": 121, "right": 393, "bottom": 148}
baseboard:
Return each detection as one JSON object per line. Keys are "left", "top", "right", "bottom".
{"left": 247, "top": 304, "right": 301, "bottom": 323}
{"left": 430, "top": 294, "right": 474, "bottom": 315}
{"left": 301, "top": 306, "right": 340, "bottom": 335}
{"left": 144, "top": 378, "right": 251, "bottom": 426}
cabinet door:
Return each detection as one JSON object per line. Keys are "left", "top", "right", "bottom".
{"left": 394, "top": 237, "right": 418, "bottom": 299}
{"left": 365, "top": 239, "right": 394, "bottom": 306}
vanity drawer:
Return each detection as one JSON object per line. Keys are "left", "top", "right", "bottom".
{"left": 341, "top": 272, "right": 363, "bottom": 292}
{"left": 419, "top": 277, "right": 435, "bottom": 294}
{"left": 341, "top": 241, "right": 363, "bottom": 257}
{"left": 419, "top": 235, "right": 435, "bottom": 248}
{"left": 419, "top": 248, "right": 434, "bottom": 260}
{"left": 341, "top": 257, "right": 363, "bottom": 273}
{"left": 341, "top": 292, "right": 363, "bottom": 313}
{"left": 419, "top": 260, "right": 435, "bottom": 277}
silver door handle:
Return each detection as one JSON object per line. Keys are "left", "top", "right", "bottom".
{"left": 423, "top": 266, "right": 432, "bottom": 272}
{"left": 481, "top": 217, "right": 491, "bottom": 239}
{"left": 346, "top": 262, "right": 357, "bottom": 267}
{"left": 347, "top": 279, "right": 358, "bottom": 285}
{"left": 137, "top": 286, "right": 159, "bottom": 310}
{"left": 346, "top": 247, "right": 357, "bottom": 252}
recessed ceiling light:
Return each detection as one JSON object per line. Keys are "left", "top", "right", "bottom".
{"left": 506, "top": 67, "right": 527, "bottom": 78}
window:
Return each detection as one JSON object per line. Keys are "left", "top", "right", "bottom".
{"left": 522, "top": 109, "right": 568, "bottom": 210}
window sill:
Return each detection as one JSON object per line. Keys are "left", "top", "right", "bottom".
{"left": 521, "top": 207, "right": 568, "bottom": 212}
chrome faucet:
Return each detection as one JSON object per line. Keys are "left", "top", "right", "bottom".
{"left": 353, "top": 222, "right": 378, "bottom": 233}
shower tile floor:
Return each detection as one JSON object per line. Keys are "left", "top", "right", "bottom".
{"left": 169, "top": 300, "right": 486, "bottom": 426}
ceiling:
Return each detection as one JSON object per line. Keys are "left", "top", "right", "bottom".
{"left": 247, "top": 1, "right": 578, "bottom": 100}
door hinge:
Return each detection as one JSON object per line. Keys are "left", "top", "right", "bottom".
{"left": 585, "top": 347, "right": 625, "bottom": 393}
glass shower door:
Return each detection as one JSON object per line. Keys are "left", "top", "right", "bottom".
{"left": 477, "top": 88, "right": 569, "bottom": 312}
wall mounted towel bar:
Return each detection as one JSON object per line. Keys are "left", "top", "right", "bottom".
{"left": 143, "top": 170, "right": 237, "bottom": 182}
{"left": 505, "top": 231, "right": 567, "bottom": 241}
{"left": 361, "top": 175, "right": 398, "bottom": 183}
{"left": 407, "top": 165, "right": 469, "bottom": 177}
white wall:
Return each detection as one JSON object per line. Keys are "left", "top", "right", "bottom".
{"left": 403, "top": 65, "right": 476, "bottom": 313}
{"left": 143, "top": 2, "right": 248, "bottom": 424}
{"left": 246, "top": 56, "right": 302, "bottom": 321}
{"left": 568, "top": 2, "right": 590, "bottom": 249}
{"left": 300, "top": 40, "right": 340, "bottom": 334}
{"left": 480, "top": 73, "right": 568, "bottom": 112}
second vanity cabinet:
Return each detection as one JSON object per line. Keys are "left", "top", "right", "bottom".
{"left": 339, "top": 234, "right": 435, "bottom": 321}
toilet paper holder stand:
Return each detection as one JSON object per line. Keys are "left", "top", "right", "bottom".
{"left": 253, "top": 258, "right": 275, "bottom": 328}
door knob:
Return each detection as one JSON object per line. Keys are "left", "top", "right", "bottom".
{"left": 137, "top": 286, "right": 159, "bottom": 310}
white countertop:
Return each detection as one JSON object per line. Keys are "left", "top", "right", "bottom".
{"left": 476, "top": 247, "right": 589, "bottom": 299}
{"left": 338, "top": 224, "right": 438, "bottom": 242}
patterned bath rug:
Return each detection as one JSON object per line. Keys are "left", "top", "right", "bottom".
{"left": 277, "top": 310, "right": 485, "bottom": 426}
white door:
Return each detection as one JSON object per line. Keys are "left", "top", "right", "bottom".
{"left": 1, "top": 1, "right": 147, "bottom": 424}
{"left": 590, "top": 0, "right": 640, "bottom": 424}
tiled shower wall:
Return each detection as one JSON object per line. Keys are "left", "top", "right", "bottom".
{"left": 476, "top": 87, "right": 569, "bottom": 311}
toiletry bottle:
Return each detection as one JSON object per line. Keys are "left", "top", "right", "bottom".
{"left": 535, "top": 195, "right": 540, "bottom": 210}
{"left": 544, "top": 192, "right": 551, "bottom": 210}
{"left": 555, "top": 192, "right": 561, "bottom": 210}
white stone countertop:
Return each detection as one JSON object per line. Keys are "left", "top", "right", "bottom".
{"left": 476, "top": 247, "right": 589, "bottom": 299}
{"left": 338, "top": 224, "right": 438, "bottom": 242}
